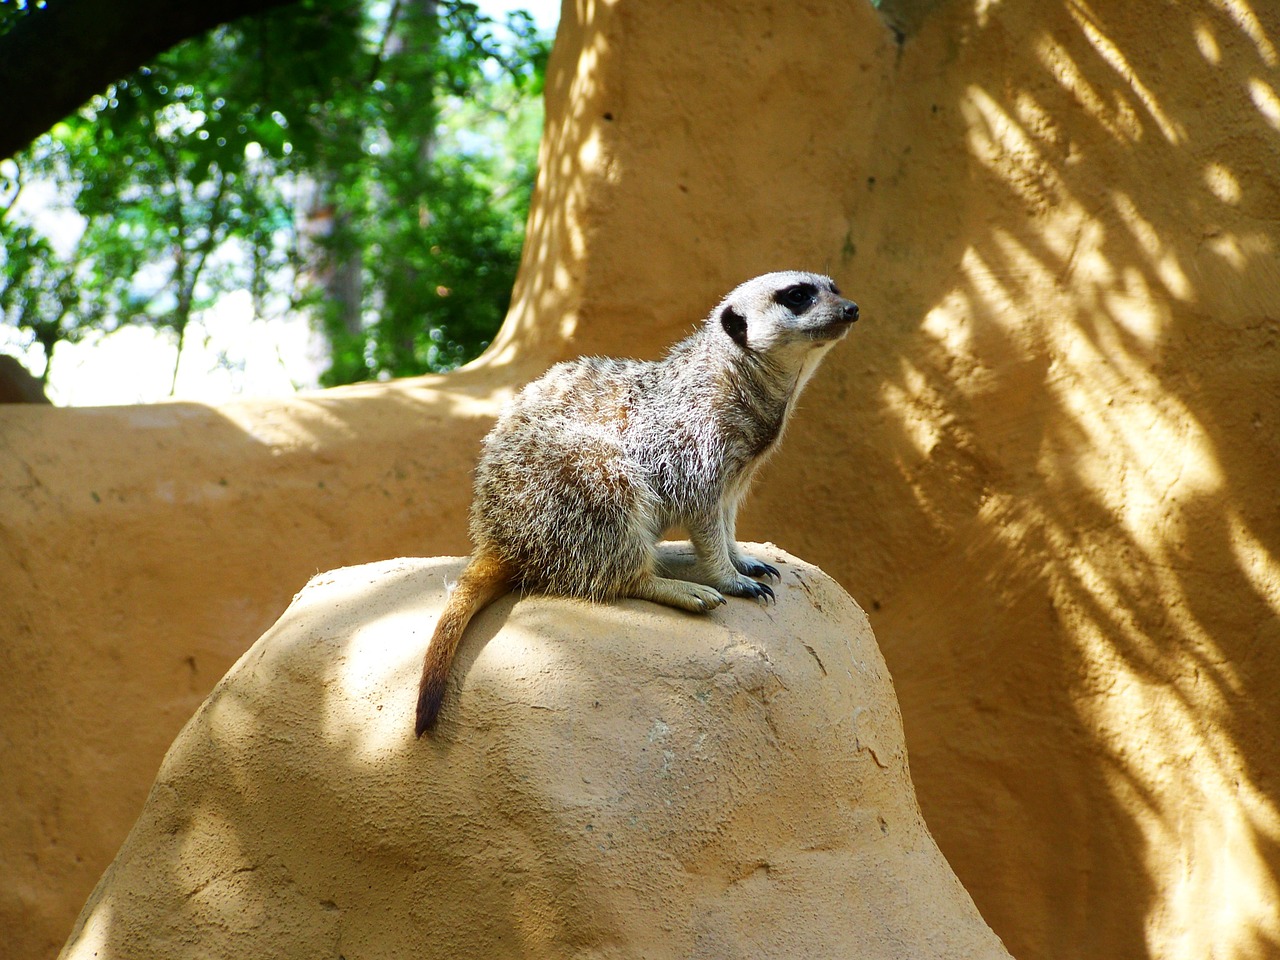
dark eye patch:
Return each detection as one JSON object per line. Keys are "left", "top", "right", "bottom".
{"left": 720, "top": 305, "right": 748, "bottom": 347}
{"left": 775, "top": 283, "right": 817, "bottom": 313}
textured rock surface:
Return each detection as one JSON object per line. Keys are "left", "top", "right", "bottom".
{"left": 59, "top": 548, "right": 1009, "bottom": 959}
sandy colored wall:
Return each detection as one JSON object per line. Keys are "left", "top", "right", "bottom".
{"left": 2, "top": 0, "right": 1278, "bottom": 958}
{"left": 511, "top": 1, "right": 1280, "bottom": 955}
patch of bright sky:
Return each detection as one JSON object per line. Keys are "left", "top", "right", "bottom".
{"left": 482, "top": 0, "right": 559, "bottom": 34}
{"left": 0, "top": 0, "right": 559, "bottom": 408}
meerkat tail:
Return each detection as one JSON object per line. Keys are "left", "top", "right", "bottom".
{"left": 415, "top": 552, "right": 515, "bottom": 737}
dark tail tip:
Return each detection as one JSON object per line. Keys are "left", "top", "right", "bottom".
{"left": 415, "top": 678, "right": 445, "bottom": 738}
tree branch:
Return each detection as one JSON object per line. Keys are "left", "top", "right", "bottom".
{"left": 0, "top": 0, "right": 300, "bottom": 161}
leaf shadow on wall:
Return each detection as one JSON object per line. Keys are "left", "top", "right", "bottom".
{"left": 826, "top": 2, "right": 1280, "bottom": 958}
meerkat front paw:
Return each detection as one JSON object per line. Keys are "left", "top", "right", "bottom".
{"left": 733, "top": 555, "right": 781, "bottom": 582}
{"left": 721, "top": 573, "right": 776, "bottom": 604}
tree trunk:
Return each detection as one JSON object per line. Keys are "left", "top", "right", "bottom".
{"left": 0, "top": 0, "right": 299, "bottom": 160}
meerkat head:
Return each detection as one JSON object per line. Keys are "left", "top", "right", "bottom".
{"left": 714, "top": 270, "right": 859, "bottom": 357}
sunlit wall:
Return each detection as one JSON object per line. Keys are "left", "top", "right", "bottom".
{"left": 505, "top": 1, "right": 1280, "bottom": 956}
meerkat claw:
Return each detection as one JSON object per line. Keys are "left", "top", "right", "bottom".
{"left": 726, "top": 576, "right": 775, "bottom": 603}
{"left": 743, "top": 558, "right": 781, "bottom": 581}
{"left": 753, "top": 581, "right": 776, "bottom": 604}
{"left": 691, "top": 584, "right": 729, "bottom": 611}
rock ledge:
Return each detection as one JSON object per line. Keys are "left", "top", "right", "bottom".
{"left": 60, "top": 545, "right": 1009, "bottom": 959}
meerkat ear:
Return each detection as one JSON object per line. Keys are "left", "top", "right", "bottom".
{"left": 720, "top": 305, "right": 748, "bottom": 348}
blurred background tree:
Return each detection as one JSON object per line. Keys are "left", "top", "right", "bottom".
{"left": 0, "top": 0, "right": 548, "bottom": 392}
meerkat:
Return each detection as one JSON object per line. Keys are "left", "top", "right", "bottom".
{"left": 415, "top": 270, "right": 859, "bottom": 735}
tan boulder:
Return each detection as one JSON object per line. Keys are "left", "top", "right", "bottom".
{"left": 59, "top": 547, "right": 1009, "bottom": 959}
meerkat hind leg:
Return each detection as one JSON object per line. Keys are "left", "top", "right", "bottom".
{"left": 654, "top": 553, "right": 775, "bottom": 601}
{"left": 626, "top": 573, "right": 727, "bottom": 613}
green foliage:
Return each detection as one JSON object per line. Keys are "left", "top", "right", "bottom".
{"left": 0, "top": 0, "right": 549, "bottom": 388}
{"left": 0, "top": 0, "right": 37, "bottom": 38}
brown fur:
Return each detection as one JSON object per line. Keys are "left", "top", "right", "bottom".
{"left": 415, "top": 552, "right": 516, "bottom": 736}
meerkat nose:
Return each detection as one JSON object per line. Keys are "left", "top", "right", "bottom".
{"left": 842, "top": 300, "right": 860, "bottom": 322}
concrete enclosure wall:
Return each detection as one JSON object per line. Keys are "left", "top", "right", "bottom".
{"left": 2, "top": 1, "right": 1278, "bottom": 958}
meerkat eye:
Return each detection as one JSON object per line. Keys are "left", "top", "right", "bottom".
{"left": 775, "top": 283, "right": 817, "bottom": 313}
